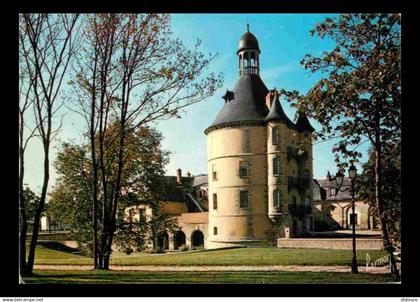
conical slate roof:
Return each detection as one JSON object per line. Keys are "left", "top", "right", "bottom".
{"left": 207, "top": 74, "right": 269, "bottom": 130}
{"left": 264, "top": 94, "right": 296, "bottom": 128}
{"left": 295, "top": 111, "right": 315, "bottom": 132}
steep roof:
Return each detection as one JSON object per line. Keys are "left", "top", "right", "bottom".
{"left": 295, "top": 111, "right": 315, "bottom": 132}
{"left": 264, "top": 94, "right": 296, "bottom": 129}
{"left": 312, "top": 177, "right": 358, "bottom": 201}
{"left": 192, "top": 175, "right": 208, "bottom": 187}
{"left": 206, "top": 74, "right": 269, "bottom": 131}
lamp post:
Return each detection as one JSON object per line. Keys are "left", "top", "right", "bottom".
{"left": 335, "top": 164, "right": 359, "bottom": 274}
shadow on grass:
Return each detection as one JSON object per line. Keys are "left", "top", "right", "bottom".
{"left": 37, "top": 241, "right": 88, "bottom": 256}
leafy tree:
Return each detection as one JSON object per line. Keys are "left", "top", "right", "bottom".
{"left": 48, "top": 126, "right": 171, "bottom": 256}
{"left": 48, "top": 143, "right": 94, "bottom": 248}
{"left": 279, "top": 14, "right": 400, "bottom": 280}
{"left": 20, "top": 187, "right": 41, "bottom": 227}
{"left": 360, "top": 143, "right": 401, "bottom": 243}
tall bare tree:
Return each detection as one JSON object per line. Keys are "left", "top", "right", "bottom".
{"left": 72, "top": 14, "right": 222, "bottom": 269}
{"left": 19, "top": 13, "right": 80, "bottom": 275}
{"left": 18, "top": 36, "right": 38, "bottom": 275}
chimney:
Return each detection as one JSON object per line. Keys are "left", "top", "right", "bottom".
{"left": 265, "top": 89, "right": 276, "bottom": 109}
{"left": 187, "top": 171, "right": 191, "bottom": 177}
{"left": 176, "top": 168, "right": 182, "bottom": 184}
{"left": 327, "top": 171, "right": 332, "bottom": 181}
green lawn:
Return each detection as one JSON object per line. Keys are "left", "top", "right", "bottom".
{"left": 24, "top": 269, "right": 394, "bottom": 284}
{"left": 32, "top": 244, "right": 386, "bottom": 267}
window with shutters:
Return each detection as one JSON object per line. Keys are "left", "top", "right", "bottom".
{"left": 273, "top": 157, "right": 281, "bottom": 176}
{"left": 272, "top": 127, "right": 279, "bottom": 145}
{"left": 273, "top": 189, "right": 281, "bottom": 209}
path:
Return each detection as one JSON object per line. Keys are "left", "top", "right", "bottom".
{"left": 34, "top": 264, "right": 400, "bottom": 274}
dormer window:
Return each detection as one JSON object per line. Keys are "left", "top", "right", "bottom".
{"left": 222, "top": 90, "right": 235, "bottom": 103}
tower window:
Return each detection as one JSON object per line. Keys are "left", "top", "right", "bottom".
{"left": 273, "top": 189, "right": 281, "bottom": 209}
{"left": 272, "top": 127, "right": 279, "bottom": 145}
{"left": 273, "top": 157, "right": 281, "bottom": 176}
{"left": 212, "top": 165, "right": 217, "bottom": 181}
{"left": 214, "top": 227, "right": 218, "bottom": 235}
{"left": 239, "top": 161, "right": 249, "bottom": 178}
{"left": 213, "top": 193, "right": 218, "bottom": 210}
{"left": 239, "top": 190, "right": 249, "bottom": 208}
{"left": 139, "top": 208, "right": 146, "bottom": 223}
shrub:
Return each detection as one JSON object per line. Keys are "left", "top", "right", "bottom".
{"left": 151, "top": 247, "right": 165, "bottom": 254}
{"left": 179, "top": 244, "right": 189, "bottom": 252}
{"left": 193, "top": 245, "right": 204, "bottom": 251}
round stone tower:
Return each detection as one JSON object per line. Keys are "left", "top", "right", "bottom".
{"left": 205, "top": 26, "right": 273, "bottom": 249}
{"left": 205, "top": 26, "right": 315, "bottom": 248}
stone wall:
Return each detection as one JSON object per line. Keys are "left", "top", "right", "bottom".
{"left": 277, "top": 238, "right": 383, "bottom": 250}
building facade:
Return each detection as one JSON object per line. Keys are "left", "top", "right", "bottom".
{"left": 312, "top": 173, "right": 379, "bottom": 231}
{"left": 120, "top": 27, "right": 316, "bottom": 252}
{"left": 204, "top": 27, "right": 315, "bottom": 249}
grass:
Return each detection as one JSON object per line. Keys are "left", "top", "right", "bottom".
{"left": 23, "top": 269, "right": 394, "bottom": 284}
{"left": 31, "top": 244, "right": 387, "bottom": 267}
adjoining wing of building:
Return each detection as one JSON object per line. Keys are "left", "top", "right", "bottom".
{"left": 312, "top": 172, "right": 379, "bottom": 232}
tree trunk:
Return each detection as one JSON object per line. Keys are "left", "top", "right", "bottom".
{"left": 90, "top": 84, "right": 99, "bottom": 270}
{"left": 374, "top": 139, "right": 400, "bottom": 281}
{"left": 26, "top": 144, "right": 50, "bottom": 275}
{"left": 19, "top": 147, "right": 28, "bottom": 275}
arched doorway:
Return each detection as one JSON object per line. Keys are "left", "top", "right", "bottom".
{"left": 191, "top": 230, "right": 204, "bottom": 249}
{"left": 157, "top": 231, "right": 169, "bottom": 250}
{"left": 173, "top": 230, "right": 186, "bottom": 250}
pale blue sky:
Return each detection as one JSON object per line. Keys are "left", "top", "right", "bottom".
{"left": 23, "top": 14, "right": 370, "bottom": 193}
